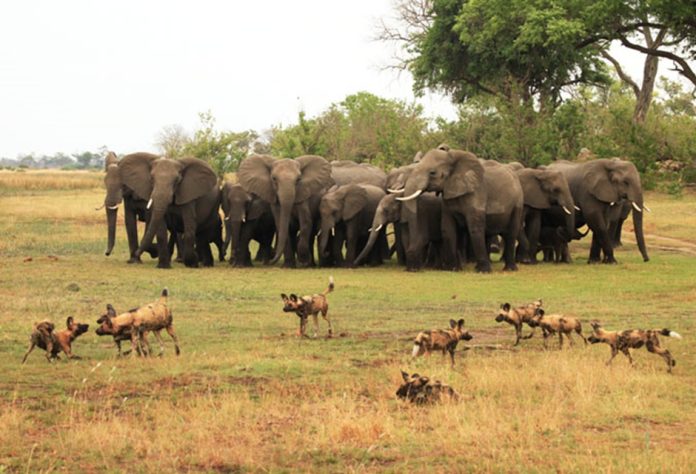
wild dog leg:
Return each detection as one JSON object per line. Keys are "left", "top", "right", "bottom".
{"left": 165, "top": 325, "right": 181, "bottom": 355}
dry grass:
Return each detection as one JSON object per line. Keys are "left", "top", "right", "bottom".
{"left": 1, "top": 171, "right": 695, "bottom": 472}
{"left": 0, "top": 169, "right": 103, "bottom": 192}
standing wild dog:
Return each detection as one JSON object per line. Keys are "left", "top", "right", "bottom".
{"left": 495, "top": 299, "right": 543, "bottom": 345}
{"left": 412, "top": 319, "right": 473, "bottom": 367}
{"left": 528, "top": 309, "right": 588, "bottom": 349}
{"left": 588, "top": 320, "right": 682, "bottom": 373}
{"left": 96, "top": 288, "right": 180, "bottom": 356}
{"left": 22, "top": 317, "right": 89, "bottom": 363}
{"left": 396, "top": 370, "right": 459, "bottom": 404}
{"left": 94, "top": 314, "right": 143, "bottom": 357}
{"left": 280, "top": 276, "right": 334, "bottom": 338}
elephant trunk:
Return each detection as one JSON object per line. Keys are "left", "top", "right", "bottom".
{"left": 355, "top": 210, "right": 386, "bottom": 264}
{"left": 564, "top": 205, "right": 576, "bottom": 242}
{"left": 318, "top": 217, "right": 335, "bottom": 258}
{"left": 632, "top": 200, "right": 649, "bottom": 262}
{"left": 105, "top": 207, "right": 118, "bottom": 256}
{"left": 223, "top": 217, "right": 233, "bottom": 259}
{"left": 229, "top": 219, "right": 243, "bottom": 263}
{"left": 136, "top": 205, "right": 166, "bottom": 257}
{"left": 270, "top": 188, "right": 294, "bottom": 265}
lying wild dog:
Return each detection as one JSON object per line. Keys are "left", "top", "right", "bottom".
{"left": 412, "top": 319, "right": 473, "bottom": 367}
{"left": 396, "top": 370, "right": 459, "bottom": 404}
{"left": 22, "top": 317, "right": 89, "bottom": 364}
{"left": 588, "top": 320, "right": 682, "bottom": 373}
{"left": 96, "top": 288, "right": 180, "bottom": 356}
{"left": 528, "top": 309, "right": 587, "bottom": 349}
{"left": 495, "top": 299, "right": 543, "bottom": 345}
{"left": 280, "top": 276, "right": 334, "bottom": 338}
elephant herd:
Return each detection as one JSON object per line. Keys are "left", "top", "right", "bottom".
{"left": 101, "top": 145, "right": 649, "bottom": 271}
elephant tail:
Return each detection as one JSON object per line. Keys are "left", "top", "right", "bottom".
{"left": 322, "top": 276, "right": 335, "bottom": 296}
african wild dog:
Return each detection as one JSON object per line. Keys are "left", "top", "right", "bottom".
{"left": 95, "top": 313, "right": 144, "bottom": 357}
{"left": 396, "top": 371, "right": 459, "bottom": 404}
{"left": 588, "top": 321, "right": 682, "bottom": 373}
{"left": 528, "top": 309, "right": 588, "bottom": 349}
{"left": 96, "top": 288, "right": 180, "bottom": 356}
{"left": 412, "top": 319, "right": 473, "bottom": 367}
{"left": 22, "top": 317, "right": 89, "bottom": 363}
{"left": 495, "top": 299, "right": 543, "bottom": 345}
{"left": 280, "top": 276, "right": 334, "bottom": 338}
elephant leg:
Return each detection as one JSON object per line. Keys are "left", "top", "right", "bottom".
{"left": 466, "top": 212, "right": 490, "bottom": 273}
{"left": 344, "top": 223, "right": 359, "bottom": 267}
{"left": 295, "top": 206, "right": 314, "bottom": 267}
{"left": 523, "top": 211, "right": 541, "bottom": 264}
{"left": 196, "top": 232, "right": 214, "bottom": 267}
{"left": 282, "top": 228, "right": 297, "bottom": 268}
{"left": 394, "top": 225, "right": 407, "bottom": 266}
{"left": 440, "top": 208, "right": 461, "bottom": 271}
{"left": 155, "top": 223, "right": 171, "bottom": 269}
{"left": 587, "top": 212, "right": 616, "bottom": 264}
{"left": 124, "top": 204, "right": 142, "bottom": 263}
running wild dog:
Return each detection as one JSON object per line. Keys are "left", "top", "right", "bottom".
{"left": 588, "top": 320, "right": 682, "bottom": 373}
{"left": 495, "top": 299, "right": 543, "bottom": 345}
{"left": 96, "top": 288, "right": 180, "bottom": 356}
{"left": 22, "top": 317, "right": 89, "bottom": 363}
{"left": 528, "top": 309, "right": 588, "bottom": 349}
{"left": 280, "top": 276, "right": 334, "bottom": 338}
{"left": 396, "top": 371, "right": 459, "bottom": 404}
{"left": 412, "top": 319, "right": 473, "bottom": 366}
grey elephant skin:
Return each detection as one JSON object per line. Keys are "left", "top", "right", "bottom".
{"left": 318, "top": 184, "right": 386, "bottom": 267}
{"left": 330, "top": 161, "right": 387, "bottom": 189}
{"left": 399, "top": 146, "right": 524, "bottom": 272}
{"left": 221, "top": 182, "right": 275, "bottom": 267}
{"left": 237, "top": 155, "right": 334, "bottom": 268}
{"left": 356, "top": 192, "right": 442, "bottom": 271}
{"left": 122, "top": 155, "right": 221, "bottom": 268}
{"left": 548, "top": 158, "right": 648, "bottom": 264}
{"left": 103, "top": 151, "right": 160, "bottom": 263}
{"left": 514, "top": 168, "right": 575, "bottom": 264}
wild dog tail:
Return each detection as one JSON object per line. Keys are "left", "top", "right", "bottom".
{"left": 323, "top": 276, "right": 335, "bottom": 295}
{"left": 162, "top": 288, "right": 169, "bottom": 297}
{"left": 659, "top": 328, "right": 683, "bottom": 339}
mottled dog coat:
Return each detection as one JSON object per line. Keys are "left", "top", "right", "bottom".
{"left": 22, "top": 317, "right": 89, "bottom": 363}
{"left": 412, "top": 319, "right": 473, "bottom": 366}
{"left": 281, "top": 276, "right": 334, "bottom": 337}
{"left": 96, "top": 288, "right": 180, "bottom": 356}
{"left": 529, "top": 309, "right": 587, "bottom": 349}
{"left": 588, "top": 321, "right": 682, "bottom": 373}
{"left": 495, "top": 299, "right": 543, "bottom": 345}
{"left": 396, "top": 371, "right": 459, "bottom": 404}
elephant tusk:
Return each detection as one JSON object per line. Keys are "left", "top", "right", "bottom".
{"left": 95, "top": 204, "right": 105, "bottom": 211}
{"left": 387, "top": 187, "right": 405, "bottom": 194}
{"left": 146, "top": 198, "right": 153, "bottom": 210}
{"left": 644, "top": 205, "right": 651, "bottom": 213}
{"left": 396, "top": 189, "right": 422, "bottom": 202}
{"left": 241, "top": 214, "right": 246, "bottom": 223}
{"left": 331, "top": 227, "right": 335, "bottom": 237}
{"left": 317, "top": 230, "right": 321, "bottom": 237}
{"left": 632, "top": 202, "right": 642, "bottom": 213}
{"left": 224, "top": 216, "right": 230, "bottom": 221}
{"left": 574, "top": 205, "right": 581, "bottom": 211}
{"left": 107, "top": 204, "right": 120, "bottom": 210}
{"left": 610, "top": 201, "right": 615, "bottom": 206}
{"left": 374, "top": 224, "right": 383, "bottom": 233}
{"left": 562, "top": 206, "right": 572, "bottom": 215}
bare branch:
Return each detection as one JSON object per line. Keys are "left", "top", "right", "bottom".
{"left": 618, "top": 34, "right": 696, "bottom": 86}
{"left": 601, "top": 50, "right": 640, "bottom": 98}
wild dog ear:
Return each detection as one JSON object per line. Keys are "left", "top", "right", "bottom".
{"left": 449, "top": 319, "right": 457, "bottom": 329}
{"left": 401, "top": 370, "right": 410, "bottom": 382}
{"left": 66, "top": 316, "right": 74, "bottom": 328}
{"left": 458, "top": 319, "right": 465, "bottom": 329}
{"left": 537, "top": 308, "right": 545, "bottom": 317}
{"left": 502, "top": 303, "right": 511, "bottom": 312}
{"left": 280, "top": 293, "right": 289, "bottom": 301}
{"left": 106, "top": 304, "right": 116, "bottom": 317}
{"left": 290, "top": 294, "right": 298, "bottom": 302}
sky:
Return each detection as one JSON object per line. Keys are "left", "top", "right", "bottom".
{"left": 0, "top": 1, "right": 678, "bottom": 159}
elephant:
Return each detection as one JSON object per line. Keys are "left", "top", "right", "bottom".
{"left": 330, "top": 161, "right": 387, "bottom": 189}
{"left": 383, "top": 163, "right": 418, "bottom": 264}
{"left": 102, "top": 151, "right": 160, "bottom": 263}
{"left": 398, "top": 145, "right": 524, "bottom": 272}
{"left": 122, "top": 154, "right": 221, "bottom": 268}
{"left": 514, "top": 168, "right": 575, "bottom": 264}
{"left": 355, "top": 191, "right": 443, "bottom": 271}
{"left": 538, "top": 226, "right": 589, "bottom": 263}
{"left": 547, "top": 158, "right": 649, "bottom": 264}
{"left": 166, "top": 211, "right": 226, "bottom": 264}
{"left": 220, "top": 182, "right": 275, "bottom": 267}
{"left": 237, "top": 154, "right": 334, "bottom": 267}
{"left": 318, "top": 184, "right": 386, "bottom": 267}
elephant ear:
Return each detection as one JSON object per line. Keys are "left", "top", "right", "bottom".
{"left": 119, "top": 152, "right": 158, "bottom": 200}
{"left": 584, "top": 162, "right": 619, "bottom": 203}
{"left": 104, "top": 151, "right": 119, "bottom": 170}
{"left": 342, "top": 185, "right": 368, "bottom": 221}
{"left": 238, "top": 155, "right": 276, "bottom": 204}
{"left": 295, "top": 155, "right": 334, "bottom": 203}
{"left": 443, "top": 150, "right": 484, "bottom": 200}
{"left": 518, "top": 169, "right": 551, "bottom": 209}
{"left": 175, "top": 158, "right": 218, "bottom": 205}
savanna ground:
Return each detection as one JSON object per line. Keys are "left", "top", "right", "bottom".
{"left": 1, "top": 169, "right": 695, "bottom": 473}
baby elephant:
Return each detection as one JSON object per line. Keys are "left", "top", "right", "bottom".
{"left": 412, "top": 319, "right": 473, "bottom": 367}
{"left": 528, "top": 309, "right": 587, "bottom": 349}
